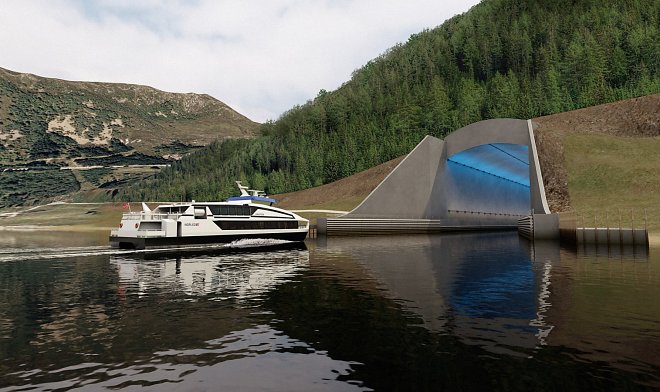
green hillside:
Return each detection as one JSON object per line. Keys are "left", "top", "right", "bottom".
{"left": 122, "top": 0, "right": 660, "bottom": 202}
{"left": 0, "top": 67, "right": 258, "bottom": 206}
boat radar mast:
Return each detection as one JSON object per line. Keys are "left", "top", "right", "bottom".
{"left": 228, "top": 181, "right": 277, "bottom": 205}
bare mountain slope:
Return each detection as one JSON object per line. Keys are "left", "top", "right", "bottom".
{"left": 0, "top": 67, "right": 257, "bottom": 162}
{"left": 0, "top": 67, "right": 258, "bottom": 206}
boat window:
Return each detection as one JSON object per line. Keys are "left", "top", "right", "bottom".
{"left": 251, "top": 207, "right": 294, "bottom": 219}
{"left": 194, "top": 207, "right": 207, "bottom": 219}
{"left": 215, "top": 221, "right": 297, "bottom": 230}
{"left": 161, "top": 206, "right": 187, "bottom": 214}
{"left": 209, "top": 205, "right": 254, "bottom": 216}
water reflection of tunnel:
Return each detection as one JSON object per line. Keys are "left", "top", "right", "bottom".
{"left": 310, "top": 232, "right": 554, "bottom": 355}
{"left": 444, "top": 143, "right": 531, "bottom": 215}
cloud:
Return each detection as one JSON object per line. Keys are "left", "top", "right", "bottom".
{"left": 0, "top": 0, "right": 480, "bottom": 122}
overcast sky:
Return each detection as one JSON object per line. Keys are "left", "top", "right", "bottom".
{"left": 0, "top": 0, "right": 480, "bottom": 122}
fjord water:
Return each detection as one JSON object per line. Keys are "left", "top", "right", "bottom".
{"left": 1, "top": 231, "right": 659, "bottom": 391}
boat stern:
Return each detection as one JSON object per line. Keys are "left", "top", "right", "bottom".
{"left": 109, "top": 211, "right": 178, "bottom": 249}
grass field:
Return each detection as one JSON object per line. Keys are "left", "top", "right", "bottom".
{"left": 0, "top": 202, "right": 124, "bottom": 231}
{"left": 562, "top": 133, "right": 660, "bottom": 244}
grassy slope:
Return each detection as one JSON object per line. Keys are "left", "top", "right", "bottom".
{"left": 534, "top": 93, "right": 660, "bottom": 240}
{"left": 272, "top": 156, "right": 405, "bottom": 223}
{"left": 0, "top": 203, "right": 124, "bottom": 231}
{"left": 564, "top": 133, "right": 660, "bottom": 241}
{"left": 273, "top": 156, "right": 405, "bottom": 211}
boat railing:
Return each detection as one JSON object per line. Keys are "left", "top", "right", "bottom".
{"left": 122, "top": 212, "right": 183, "bottom": 221}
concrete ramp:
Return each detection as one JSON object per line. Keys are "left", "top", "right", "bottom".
{"left": 348, "top": 135, "right": 445, "bottom": 219}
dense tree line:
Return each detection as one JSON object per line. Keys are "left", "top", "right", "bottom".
{"left": 123, "top": 0, "right": 660, "bottom": 201}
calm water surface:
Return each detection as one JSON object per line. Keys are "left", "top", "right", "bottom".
{"left": 0, "top": 231, "right": 659, "bottom": 391}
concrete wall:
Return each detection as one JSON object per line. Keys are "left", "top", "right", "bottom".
{"left": 527, "top": 120, "right": 551, "bottom": 214}
{"left": 444, "top": 118, "right": 532, "bottom": 157}
{"left": 532, "top": 214, "right": 559, "bottom": 240}
{"left": 348, "top": 135, "right": 445, "bottom": 219}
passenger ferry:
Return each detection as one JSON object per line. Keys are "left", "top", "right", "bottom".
{"left": 109, "top": 182, "right": 309, "bottom": 249}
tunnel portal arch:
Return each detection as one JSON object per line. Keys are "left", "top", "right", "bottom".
{"left": 344, "top": 119, "right": 550, "bottom": 224}
{"left": 444, "top": 142, "right": 531, "bottom": 217}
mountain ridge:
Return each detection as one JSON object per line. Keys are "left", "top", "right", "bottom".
{"left": 0, "top": 66, "right": 257, "bottom": 157}
{"left": 0, "top": 66, "right": 259, "bottom": 206}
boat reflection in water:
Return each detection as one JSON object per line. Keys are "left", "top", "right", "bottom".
{"left": 314, "top": 232, "right": 557, "bottom": 355}
{"left": 92, "top": 242, "right": 366, "bottom": 391}
{"left": 110, "top": 240, "right": 309, "bottom": 299}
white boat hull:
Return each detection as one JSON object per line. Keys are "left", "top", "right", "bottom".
{"left": 110, "top": 228, "right": 309, "bottom": 250}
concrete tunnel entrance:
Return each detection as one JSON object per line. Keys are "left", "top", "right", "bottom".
{"left": 317, "top": 118, "right": 552, "bottom": 235}
{"left": 445, "top": 143, "right": 531, "bottom": 217}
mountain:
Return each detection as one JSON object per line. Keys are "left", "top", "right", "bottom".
{"left": 0, "top": 67, "right": 258, "bottom": 206}
{"left": 121, "top": 0, "right": 659, "bottom": 203}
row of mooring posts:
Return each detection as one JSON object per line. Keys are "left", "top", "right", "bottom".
{"left": 560, "top": 209, "right": 649, "bottom": 249}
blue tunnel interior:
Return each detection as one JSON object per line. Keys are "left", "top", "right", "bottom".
{"left": 444, "top": 143, "right": 531, "bottom": 216}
